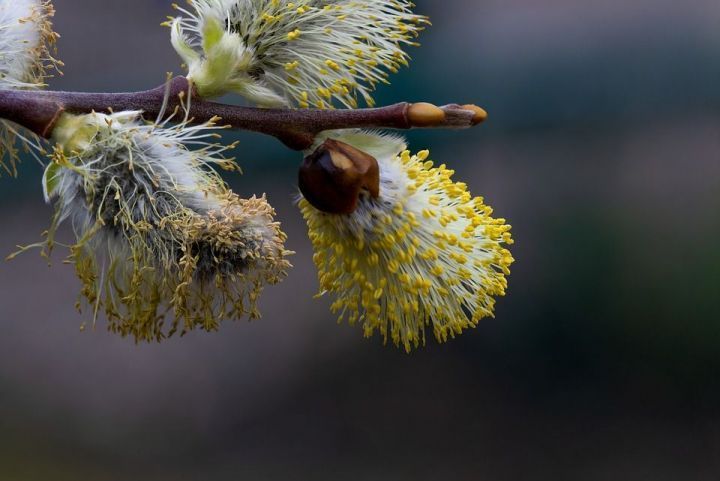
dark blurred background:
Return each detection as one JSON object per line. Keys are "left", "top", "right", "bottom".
{"left": 1, "top": 0, "right": 719, "bottom": 479}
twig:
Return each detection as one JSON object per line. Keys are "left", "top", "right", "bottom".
{"left": 0, "top": 76, "right": 487, "bottom": 150}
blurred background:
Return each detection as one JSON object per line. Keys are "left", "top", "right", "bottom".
{"left": 1, "top": 0, "right": 719, "bottom": 479}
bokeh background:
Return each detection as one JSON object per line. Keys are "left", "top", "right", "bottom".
{"left": 1, "top": 0, "right": 719, "bottom": 479}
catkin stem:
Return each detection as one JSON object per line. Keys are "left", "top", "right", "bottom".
{"left": 0, "top": 76, "right": 485, "bottom": 150}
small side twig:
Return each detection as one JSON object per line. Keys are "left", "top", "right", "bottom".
{"left": 0, "top": 76, "right": 487, "bottom": 150}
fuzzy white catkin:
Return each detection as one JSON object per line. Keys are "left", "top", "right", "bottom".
{"left": 0, "top": 0, "right": 44, "bottom": 88}
{"left": 169, "top": 0, "right": 428, "bottom": 108}
{"left": 43, "top": 111, "right": 291, "bottom": 341}
{"left": 0, "top": 0, "right": 58, "bottom": 175}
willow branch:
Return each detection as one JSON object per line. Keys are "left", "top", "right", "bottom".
{"left": 0, "top": 76, "right": 487, "bottom": 151}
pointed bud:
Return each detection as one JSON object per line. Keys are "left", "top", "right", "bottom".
{"left": 461, "top": 104, "right": 488, "bottom": 125}
{"left": 299, "top": 138, "right": 380, "bottom": 215}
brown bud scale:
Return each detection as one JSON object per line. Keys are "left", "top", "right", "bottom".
{"left": 299, "top": 139, "right": 380, "bottom": 215}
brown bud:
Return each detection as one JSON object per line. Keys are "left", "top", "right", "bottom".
{"left": 461, "top": 104, "right": 488, "bottom": 125}
{"left": 407, "top": 102, "right": 446, "bottom": 127}
{"left": 299, "top": 139, "right": 380, "bottom": 215}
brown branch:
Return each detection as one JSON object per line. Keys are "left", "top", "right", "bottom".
{"left": 0, "top": 76, "right": 487, "bottom": 151}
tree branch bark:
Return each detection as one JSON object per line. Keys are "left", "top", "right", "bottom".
{"left": 0, "top": 76, "right": 486, "bottom": 151}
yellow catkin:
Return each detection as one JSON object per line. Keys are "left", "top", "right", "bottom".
{"left": 300, "top": 135, "right": 514, "bottom": 352}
